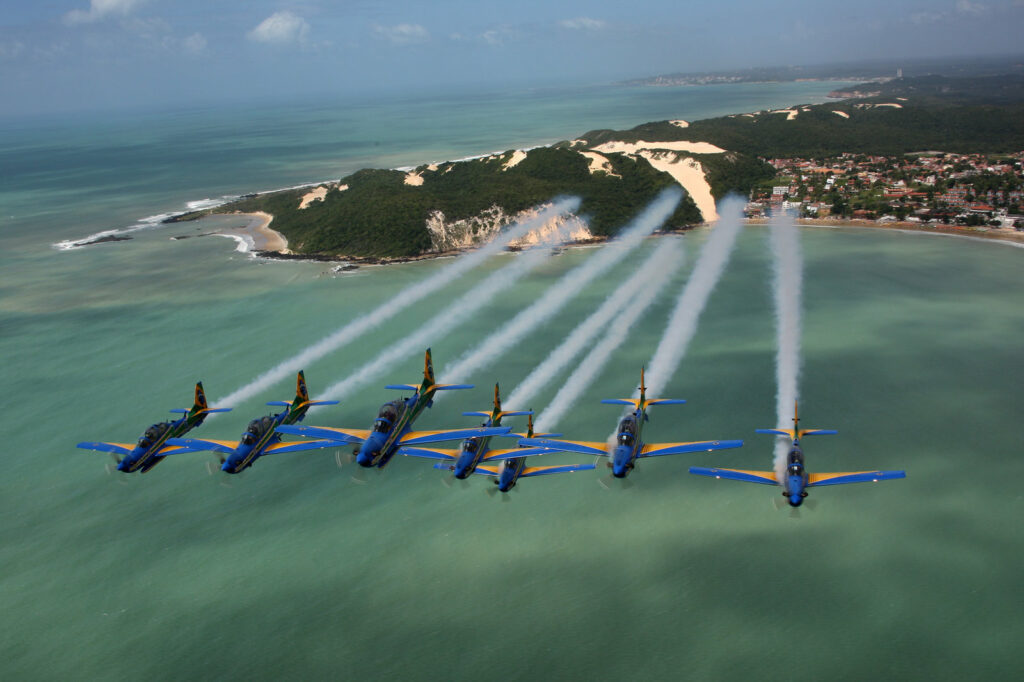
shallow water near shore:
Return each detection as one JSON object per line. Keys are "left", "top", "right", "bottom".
{"left": 2, "top": 82, "right": 1023, "bottom": 680}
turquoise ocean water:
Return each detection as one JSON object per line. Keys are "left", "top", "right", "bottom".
{"left": 2, "top": 82, "right": 1022, "bottom": 680}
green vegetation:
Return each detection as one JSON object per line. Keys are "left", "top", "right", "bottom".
{"left": 211, "top": 147, "right": 700, "bottom": 258}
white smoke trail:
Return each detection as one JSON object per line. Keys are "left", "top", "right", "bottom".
{"left": 320, "top": 227, "right": 573, "bottom": 402}
{"left": 534, "top": 238, "right": 683, "bottom": 432}
{"left": 506, "top": 238, "right": 685, "bottom": 409}
{"left": 215, "top": 197, "right": 581, "bottom": 407}
{"left": 643, "top": 197, "right": 746, "bottom": 398}
{"left": 440, "top": 187, "right": 683, "bottom": 386}
{"left": 769, "top": 211, "right": 802, "bottom": 482}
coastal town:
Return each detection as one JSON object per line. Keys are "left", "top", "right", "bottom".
{"left": 745, "top": 151, "right": 1024, "bottom": 231}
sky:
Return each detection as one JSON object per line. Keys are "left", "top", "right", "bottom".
{"left": 2, "top": 0, "right": 1023, "bottom": 116}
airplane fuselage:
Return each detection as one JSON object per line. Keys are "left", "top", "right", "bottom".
{"left": 610, "top": 410, "right": 646, "bottom": 478}
{"left": 496, "top": 456, "right": 526, "bottom": 492}
{"left": 452, "top": 414, "right": 503, "bottom": 479}
{"left": 119, "top": 414, "right": 199, "bottom": 473}
{"left": 358, "top": 390, "right": 433, "bottom": 468}
{"left": 782, "top": 442, "right": 808, "bottom": 506}
{"left": 223, "top": 404, "right": 311, "bottom": 474}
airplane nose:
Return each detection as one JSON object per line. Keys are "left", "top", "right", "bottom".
{"left": 789, "top": 494, "right": 803, "bottom": 507}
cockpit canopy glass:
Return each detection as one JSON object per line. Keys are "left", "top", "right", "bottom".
{"left": 788, "top": 463, "right": 803, "bottom": 477}
{"left": 617, "top": 418, "right": 636, "bottom": 446}
{"left": 462, "top": 438, "right": 479, "bottom": 453}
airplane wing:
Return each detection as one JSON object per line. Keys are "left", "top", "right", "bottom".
{"left": 521, "top": 463, "right": 597, "bottom": 477}
{"left": 274, "top": 425, "right": 371, "bottom": 444}
{"left": 471, "top": 465, "right": 501, "bottom": 477}
{"left": 807, "top": 470, "right": 906, "bottom": 487}
{"left": 397, "top": 446, "right": 460, "bottom": 461}
{"left": 640, "top": 439, "right": 744, "bottom": 457}
{"left": 755, "top": 428, "right": 798, "bottom": 439}
{"left": 76, "top": 441, "right": 135, "bottom": 456}
{"left": 262, "top": 440, "right": 340, "bottom": 455}
{"left": 516, "top": 438, "right": 610, "bottom": 456}
{"left": 399, "top": 426, "right": 511, "bottom": 445}
{"left": 164, "top": 438, "right": 239, "bottom": 454}
{"left": 480, "top": 447, "right": 553, "bottom": 462}
{"left": 689, "top": 467, "right": 780, "bottom": 485}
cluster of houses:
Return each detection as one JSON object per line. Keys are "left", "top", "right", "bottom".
{"left": 745, "top": 152, "right": 1024, "bottom": 230}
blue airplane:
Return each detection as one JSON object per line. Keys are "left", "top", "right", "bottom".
{"left": 689, "top": 402, "right": 906, "bottom": 506}
{"left": 77, "top": 382, "right": 231, "bottom": 473}
{"left": 164, "top": 371, "right": 340, "bottom": 474}
{"left": 472, "top": 412, "right": 596, "bottom": 494}
{"left": 520, "top": 368, "right": 744, "bottom": 478}
{"left": 276, "top": 349, "right": 511, "bottom": 469}
{"left": 394, "top": 383, "right": 550, "bottom": 479}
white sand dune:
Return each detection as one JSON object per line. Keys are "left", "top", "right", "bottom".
{"left": 578, "top": 151, "right": 619, "bottom": 176}
{"left": 593, "top": 139, "right": 725, "bottom": 155}
{"left": 636, "top": 151, "right": 719, "bottom": 223}
{"left": 298, "top": 185, "right": 329, "bottom": 209}
{"left": 502, "top": 150, "right": 527, "bottom": 170}
{"left": 771, "top": 109, "right": 799, "bottom": 121}
{"left": 670, "top": 120, "right": 689, "bottom": 128}
{"left": 832, "top": 110, "right": 850, "bottom": 119}
{"left": 404, "top": 171, "right": 424, "bottom": 186}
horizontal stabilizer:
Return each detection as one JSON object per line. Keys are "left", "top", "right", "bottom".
{"left": 433, "top": 384, "right": 474, "bottom": 391}
{"left": 808, "top": 470, "right": 906, "bottom": 487}
{"left": 497, "top": 410, "right": 532, "bottom": 418}
{"left": 517, "top": 438, "right": 609, "bottom": 457}
{"left": 274, "top": 425, "right": 371, "bottom": 444}
{"left": 77, "top": 441, "right": 134, "bottom": 456}
{"left": 400, "top": 426, "right": 511, "bottom": 445}
{"left": 171, "top": 407, "right": 232, "bottom": 414}
{"left": 266, "top": 401, "right": 292, "bottom": 407}
{"left": 165, "top": 437, "right": 238, "bottom": 454}
{"left": 640, "top": 439, "right": 744, "bottom": 457}
{"left": 169, "top": 408, "right": 190, "bottom": 414}
{"left": 645, "top": 398, "right": 687, "bottom": 407}
{"left": 398, "top": 446, "right": 460, "bottom": 461}
{"left": 480, "top": 447, "right": 553, "bottom": 462}
{"left": 462, "top": 411, "right": 492, "bottom": 418}
{"left": 385, "top": 384, "right": 420, "bottom": 391}
{"left": 263, "top": 440, "right": 339, "bottom": 455}
{"left": 799, "top": 429, "right": 837, "bottom": 438}
{"left": 601, "top": 398, "right": 640, "bottom": 408}
{"left": 756, "top": 428, "right": 797, "bottom": 439}
{"left": 522, "top": 463, "right": 597, "bottom": 477}
{"left": 689, "top": 467, "right": 780, "bottom": 486}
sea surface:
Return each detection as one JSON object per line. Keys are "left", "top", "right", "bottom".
{"left": 2, "top": 81, "right": 1022, "bottom": 680}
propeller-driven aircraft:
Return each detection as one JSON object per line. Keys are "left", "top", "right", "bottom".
{"left": 473, "top": 412, "right": 596, "bottom": 493}
{"left": 275, "top": 349, "right": 511, "bottom": 469}
{"left": 520, "top": 368, "right": 743, "bottom": 479}
{"left": 394, "top": 383, "right": 547, "bottom": 478}
{"left": 76, "top": 382, "right": 230, "bottom": 473}
{"left": 165, "top": 371, "right": 339, "bottom": 474}
{"left": 689, "top": 402, "right": 906, "bottom": 506}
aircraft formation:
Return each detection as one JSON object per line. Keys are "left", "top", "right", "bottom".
{"left": 78, "top": 348, "right": 906, "bottom": 503}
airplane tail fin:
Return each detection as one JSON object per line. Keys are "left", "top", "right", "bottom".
{"left": 494, "top": 383, "right": 502, "bottom": 415}
{"left": 601, "top": 367, "right": 685, "bottom": 411}
{"left": 424, "top": 348, "right": 436, "bottom": 387}
{"left": 295, "top": 371, "right": 310, "bottom": 404}
{"left": 182, "top": 381, "right": 231, "bottom": 418}
{"left": 193, "top": 382, "right": 208, "bottom": 412}
{"left": 757, "top": 403, "right": 835, "bottom": 441}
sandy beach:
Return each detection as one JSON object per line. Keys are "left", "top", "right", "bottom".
{"left": 216, "top": 212, "right": 289, "bottom": 253}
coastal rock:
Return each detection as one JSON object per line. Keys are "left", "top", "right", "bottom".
{"left": 425, "top": 204, "right": 593, "bottom": 252}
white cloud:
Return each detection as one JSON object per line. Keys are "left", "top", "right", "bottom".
{"left": 182, "top": 33, "right": 207, "bottom": 55}
{"left": 956, "top": 0, "right": 989, "bottom": 14}
{"left": 559, "top": 17, "right": 607, "bottom": 31}
{"left": 0, "top": 41, "right": 26, "bottom": 59}
{"left": 64, "top": 0, "right": 145, "bottom": 26}
{"left": 248, "top": 11, "right": 310, "bottom": 45}
{"left": 373, "top": 23, "right": 429, "bottom": 45}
